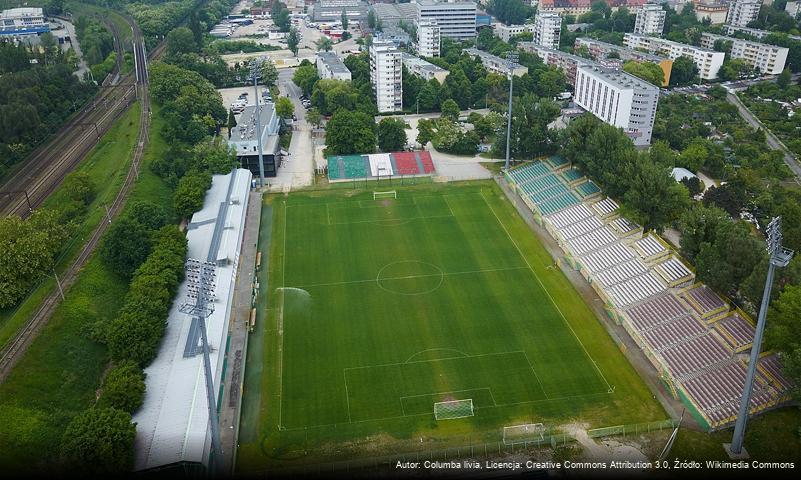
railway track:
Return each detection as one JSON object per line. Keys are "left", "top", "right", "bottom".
{"left": 0, "top": 17, "right": 156, "bottom": 381}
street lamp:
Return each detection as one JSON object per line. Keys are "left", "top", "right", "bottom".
{"left": 503, "top": 51, "right": 518, "bottom": 172}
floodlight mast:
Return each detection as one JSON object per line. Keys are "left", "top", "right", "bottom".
{"left": 504, "top": 51, "right": 518, "bottom": 173}
{"left": 729, "top": 217, "right": 793, "bottom": 455}
{"left": 250, "top": 59, "right": 267, "bottom": 189}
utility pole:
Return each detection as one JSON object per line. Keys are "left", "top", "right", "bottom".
{"left": 53, "top": 268, "right": 65, "bottom": 300}
{"left": 250, "top": 59, "right": 267, "bottom": 189}
{"left": 726, "top": 217, "right": 794, "bottom": 457}
{"left": 2, "top": 190, "right": 33, "bottom": 213}
{"left": 504, "top": 51, "right": 518, "bottom": 172}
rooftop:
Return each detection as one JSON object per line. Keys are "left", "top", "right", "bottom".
{"left": 702, "top": 31, "right": 788, "bottom": 50}
{"left": 401, "top": 52, "right": 449, "bottom": 74}
{"left": 578, "top": 64, "right": 659, "bottom": 92}
{"left": 229, "top": 103, "right": 277, "bottom": 146}
{"left": 317, "top": 51, "right": 350, "bottom": 75}
{"left": 0, "top": 7, "right": 43, "bottom": 18}
{"left": 625, "top": 33, "right": 719, "bottom": 54}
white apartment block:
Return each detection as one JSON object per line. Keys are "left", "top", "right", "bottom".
{"left": 416, "top": 0, "right": 477, "bottom": 41}
{"left": 532, "top": 11, "right": 561, "bottom": 49}
{"left": 494, "top": 23, "right": 534, "bottom": 42}
{"left": 726, "top": 0, "right": 761, "bottom": 27}
{"left": 787, "top": 1, "right": 801, "bottom": 18}
{"left": 370, "top": 39, "right": 403, "bottom": 113}
{"left": 623, "top": 33, "right": 725, "bottom": 80}
{"left": 574, "top": 65, "right": 660, "bottom": 147}
{"left": 695, "top": 3, "right": 729, "bottom": 25}
{"left": 724, "top": 24, "right": 801, "bottom": 42}
{"left": 633, "top": 3, "right": 666, "bottom": 36}
{"left": 402, "top": 53, "right": 450, "bottom": 83}
{"left": 316, "top": 51, "right": 352, "bottom": 81}
{"left": 464, "top": 48, "right": 529, "bottom": 76}
{"left": 700, "top": 33, "right": 789, "bottom": 75}
{"left": 417, "top": 20, "right": 441, "bottom": 57}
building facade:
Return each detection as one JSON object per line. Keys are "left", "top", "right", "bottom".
{"left": 402, "top": 53, "right": 450, "bottom": 83}
{"left": 633, "top": 3, "right": 666, "bottom": 35}
{"left": 464, "top": 48, "right": 529, "bottom": 76}
{"left": 417, "top": 19, "right": 441, "bottom": 57}
{"left": 574, "top": 65, "right": 659, "bottom": 146}
{"left": 416, "top": 0, "right": 477, "bottom": 41}
{"left": 312, "top": 0, "right": 369, "bottom": 22}
{"left": 723, "top": 24, "right": 801, "bottom": 42}
{"left": 787, "top": 1, "right": 801, "bottom": 18}
{"left": 575, "top": 37, "right": 673, "bottom": 86}
{"left": 520, "top": 42, "right": 595, "bottom": 86}
{"left": 494, "top": 23, "right": 534, "bottom": 42}
{"left": 316, "top": 51, "right": 352, "bottom": 81}
{"left": 700, "top": 32, "right": 789, "bottom": 74}
{"left": 370, "top": 39, "right": 403, "bottom": 113}
{"left": 726, "top": 0, "right": 761, "bottom": 27}
{"left": 695, "top": 3, "right": 729, "bottom": 25}
{"left": 228, "top": 103, "right": 281, "bottom": 177}
{"left": 532, "top": 11, "right": 562, "bottom": 49}
{"left": 623, "top": 33, "right": 725, "bottom": 79}
{"left": 0, "top": 7, "right": 49, "bottom": 37}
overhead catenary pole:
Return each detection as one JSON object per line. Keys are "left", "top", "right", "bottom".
{"left": 727, "top": 217, "right": 794, "bottom": 456}
{"left": 251, "top": 59, "right": 267, "bottom": 189}
{"left": 504, "top": 51, "right": 518, "bottom": 172}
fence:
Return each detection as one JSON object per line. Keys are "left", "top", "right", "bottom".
{"left": 586, "top": 419, "right": 678, "bottom": 438}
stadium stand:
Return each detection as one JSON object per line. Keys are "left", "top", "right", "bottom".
{"left": 608, "top": 217, "right": 641, "bottom": 237}
{"left": 654, "top": 257, "right": 694, "bottom": 287}
{"left": 591, "top": 197, "right": 618, "bottom": 218}
{"left": 326, "top": 151, "right": 437, "bottom": 181}
{"left": 682, "top": 285, "right": 729, "bottom": 319}
{"left": 560, "top": 168, "right": 585, "bottom": 185}
{"left": 713, "top": 313, "right": 755, "bottom": 352}
{"left": 575, "top": 181, "right": 602, "bottom": 199}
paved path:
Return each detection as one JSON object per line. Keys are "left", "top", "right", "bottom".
{"left": 220, "top": 190, "right": 262, "bottom": 473}
{"left": 268, "top": 69, "right": 314, "bottom": 191}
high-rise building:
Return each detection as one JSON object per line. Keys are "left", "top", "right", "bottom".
{"left": 575, "top": 37, "right": 673, "bottom": 86}
{"left": 633, "top": 3, "right": 666, "bottom": 36}
{"left": 700, "top": 33, "right": 789, "bottom": 75}
{"left": 532, "top": 11, "right": 562, "bottom": 49}
{"left": 623, "top": 33, "right": 725, "bottom": 79}
{"left": 416, "top": 0, "right": 477, "bottom": 41}
{"left": 370, "top": 39, "right": 403, "bottom": 113}
{"left": 417, "top": 19, "right": 441, "bottom": 57}
{"left": 726, "top": 0, "right": 762, "bottom": 27}
{"left": 574, "top": 64, "right": 659, "bottom": 147}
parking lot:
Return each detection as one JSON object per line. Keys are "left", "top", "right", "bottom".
{"left": 218, "top": 85, "right": 273, "bottom": 120}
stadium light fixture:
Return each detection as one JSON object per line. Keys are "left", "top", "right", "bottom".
{"left": 249, "top": 58, "right": 267, "bottom": 189}
{"left": 504, "top": 51, "right": 518, "bottom": 173}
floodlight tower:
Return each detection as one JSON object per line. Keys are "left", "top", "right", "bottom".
{"left": 504, "top": 51, "right": 518, "bottom": 172}
{"left": 249, "top": 59, "right": 267, "bottom": 188}
{"left": 727, "top": 216, "right": 794, "bottom": 456}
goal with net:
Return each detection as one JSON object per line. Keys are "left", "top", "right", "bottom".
{"left": 373, "top": 190, "right": 397, "bottom": 200}
{"left": 434, "top": 399, "right": 474, "bottom": 420}
{"left": 503, "top": 423, "right": 545, "bottom": 445}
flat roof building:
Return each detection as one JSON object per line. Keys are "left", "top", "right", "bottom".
{"left": 312, "top": 0, "right": 369, "bottom": 22}
{"left": 417, "top": 0, "right": 477, "bottom": 41}
{"left": 574, "top": 64, "right": 659, "bottom": 146}
{"left": 494, "top": 23, "right": 534, "bottom": 43}
{"left": 371, "top": 2, "right": 417, "bottom": 28}
{"left": 727, "top": 0, "right": 761, "bottom": 28}
{"left": 464, "top": 47, "right": 528, "bottom": 76}
{"left": 532, "top": 11, "right": 561, "bottom": 49}
{"left": 402, "top": 53, "right": 449, "bottom": 83}
{"left": 371, "top": 39, "right": 403, "bottom": 113}
{"left": 700, "top": 32, "right": 789, "bottom": 75}
{"left": 623, "top": 33, "right": 725, "bottom": 79}
{"left": 575, "top": 37, "right": 672, "bottom": 86}
{"left": 723, "top": 24, "right": 801, "bottom": 42}
{"left": 0, "top": 7, "right": 49, "bottom": 37}
{"left": 228, "top": 103, "right": 281, "bottom": 177}
{"left": 133, "top": 168, "right": 252, "bottom": 471}
{"left": 316, "top": 51, "right": 352, "bottom": 81}
{"left": 417, "top": 20, "right": 441, "bottom": 57}
{"left": 520, "top": 42, "right": 595, "bottom": 86}
{"left": 634, "top": 3, "right": 666, "bottom": 36}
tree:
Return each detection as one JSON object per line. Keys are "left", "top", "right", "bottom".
{"left": 287, "top": 28, "right": 300, "bottom": 57}
{"left": 377, "top": 118, "right": 407, "bottom": 152}
{"left": 275, "top": 96, "right": 295, "bottom": 118}
{"left": 101, "top": 216, "right": 153, "bottom": 278}
{"left": 259, "top": 59, "right": 278, "bottom": 87}
{"left": 440, "top": 99, "right": 460, "bottom": 121}
{"left": 166, "top": 27, "right": 198, "bottom": 58}
{"left": 623, "top": 60, "right": 664, "bottom": 87}
{"left": 367, "top": 9, "right": 378, "bottom": 30}
{"left": 173, "top": 171, "right": 212, "bottom": 219}
{"left": 62, "top": 171, "right": 96, "bottom": 206}
{"left": 341, "top": 9, "right": 349, "bottom": 30}
{"left": 694, "top": 220, "right": 765, "bottom": 296}
{"left": 679, "top": 139, "right": 708, "bottom": 172}
{"left": 324, "top": 110, "right": 376, "bottom": 155}
{"left": 417, "top": 119, "right": 435, "bottom": 145}
{"left": 778, "top": 67, "right": 792, "bottom": 88}
{"left": 59, "top": 408, "right": 135, "bottom": 475}
{"left": 622, "top": 159, "right": 691, "bottom": 231}
{"left": 292, "top": 62, "right": 320, "bottom": 96}
{"left": 227, "top": 109, "right": 237, "bottom": 133}
{"left": 677, "top": 204, "right": 730, "bottom": 261}
{"left": 98, "top": 361, "right": 146, "bottom": 413}
{"left": 315, "top": 37, "right": 333, "bottom": 52}
{"left": 307, "top": 108, "right": 322, "bottom": 127}
{"left": 127, "top": 201, "right": 168, "bottom": 231}
{"left": 669, "top": 55, "right": 698, "bottom": 86}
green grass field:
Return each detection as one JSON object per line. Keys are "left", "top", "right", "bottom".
{"left": 238, "top": 181, "right": 665, "bottom": 472}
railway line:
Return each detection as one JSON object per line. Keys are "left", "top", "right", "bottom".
{"left": 0, "top": 17, "right": 156, "bottom": 381}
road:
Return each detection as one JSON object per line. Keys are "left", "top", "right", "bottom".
{"left": 270, "top": 68, "right": 314, "bottom": 190}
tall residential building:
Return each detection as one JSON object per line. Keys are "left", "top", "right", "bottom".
{"left": 633, "top": 3, "right": 666, "bottom": 36}
{"left": 724, "top": 24, "right": 801, "bottom": 42}
{"left": 694, "top": 3, "right": 729, "bottom": 25}
{"left": 787, "top": 1, "right": 801, "bottom": 19}
{"left": 574, "top": 64, "right": 659, "bottom": 147}
{"left": 417, "top": 19, "right": 441, "bottom": 57}
{"left": 726, "top": 0, "right": 762, "bottom": 27}
{"left": 416, "top": 0, "right": 477, "bottom": 41}
{"left": 532, "top": 11, "right": 562, "bottom": 49}
{"left": 623, "top": 33, "right": 725, "bottom": 79}
{"left": 316, "top": 51, "right": 352, "bottom": 81}
{"left": 370, "top": 39, "right": 403, "bottom": 113}
{"left": 700, "top": 33, "right": 789, "bottom": 74}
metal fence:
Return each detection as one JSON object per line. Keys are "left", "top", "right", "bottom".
{"left": 586, "top": 419, "right": 678, "bottom": 438}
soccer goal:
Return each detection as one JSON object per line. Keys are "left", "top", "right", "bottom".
{"left": 503, "top": 423, "right": 546, "bottom": 445}
{"left": 373, "top": 190, "right": 397, "bottom": 200}
{"left": 434, "top": 399, "right": 474, "bottom": 420}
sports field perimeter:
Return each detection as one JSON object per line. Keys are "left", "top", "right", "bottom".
{"left": 237, "top": 181, "right": 664, "bottom": 471}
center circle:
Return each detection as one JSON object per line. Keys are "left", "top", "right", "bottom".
{"left": 376, "top": 261, "right": 444, "bottom": 295}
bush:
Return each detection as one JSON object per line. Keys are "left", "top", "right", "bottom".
{"left": 62, "top": 171, "right": 96, "bottom": 206}
{"left": 174, "top": 171, "right": 212, "bottom": 219}
{"left": 59, "top": 407, "right": 135, "bottom": 475}
{"left": 97, "top": 361, "right": 146, "bottom": 413}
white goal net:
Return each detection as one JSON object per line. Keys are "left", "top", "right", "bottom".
{"left": 434, "top": 399, "right": 474, "bottom": 420}
{"left": 373, "top": 190, "right": 397, "bottom": 200}
{"left": 503, "top": 423, "right": 545, "bottom": 445}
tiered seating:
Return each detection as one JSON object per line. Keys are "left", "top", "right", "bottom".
{"left": 519, "top": 174, "right": 561, "bottom": 195}
{"left": 683, "top": 285, "right": 728, "bottom": 318}
{"left": 593, "top": 259, "right": 648, "bottom": 287}
{"left": 681, "top": 361, "right": 773, "bottom": 425}
{"left": 633, "top": 235, "right": 667, "bottom": 260}
{"left": 714, "top": 313, "right": 754, "bottom": 351}
{"left": 560, "top": 168, "right": 585, "bottom": 185}
{"left": 568, "top": 227, "right": 618, "bottom": 256}
{"left": 559, "top": 216, "right": 603, "bottom": 240}
{"left": 546, "top": 204, "right": 593, "bottom": 229}
{"left": 609, "top": 217, "right": 640, "bottom": 237}
{"left": 625, "top": 293, "right": 691, "bottom": 331}
{"left": 660, "top": 334, "right": 732, "bottom": 380}
{"left": 655, "top": 257, "right": 694, "bottom": 286}
{"left": 547, "top": 155, "right": 569, "bottom": 170}
{"left": 581, "top": 243, "right": 636, "bottom": 273}
{"left": 759, "top": 354, "right": 794, "bottom": 391}
{"left": 530, "top": 183, "right": 569, "bottom": 204}
{"left": 537, "top": 192, "right": 580, "bottom": 216}
{"left": 640, "top": 316, "right": 708, "bottom": 352}
{"left": 576, "top": 181, "right": 601, "bottom": 198}
{"left": 418, "top": 151, "right": 435, "bottom": 173}
{"left": 607, "top": 272, "right": 666, "bottom": 307}
{"left": 509, "top": 162, "right": 550, "bottom": 183}
{"left": 391, "top": 152, "right": 420, "bottom": 175}
{"left": 591, "top": 197, "right": 618, "bottom": 218}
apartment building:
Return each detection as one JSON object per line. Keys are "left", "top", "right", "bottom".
{"left": 401, "top": 53, "right": 450, "bottom": 83}
{"left": 723, "top": 24, "right": 801, "bottom": 42}
{"left": 575, "top": 37, "right": 673, "bottom": 86}
{"left": 519, "top": 42, "right": 595, "bottom": 86}
{"left": 370, "top": 39, "right": 403, "bottom": 113}
{"left": 726, "top": 0, "right": 762, "bottom": 27}
{"left": 695, "top": 3, "right": 729, "bottom": 24}
{"left": 700, "top": 32, "right": 789, "bottom": 75}
{"left": 316, "top": 51, "right": 352, "bottom": 81}
{"left": 417, "top": 20, "right": 441, "bottom": 57}
{"left": 633, "top": 3, "right": 666, "bottom": 36}
{"left": 416, "top": 0, "right": 477, "bottom": 41}
{"left": 574, "top": 64, "right": 660, "bottom": 146}
{"left": 494, "top": 23, "right": 534, "bottom": 42}
{"left": 532, "top": 11, "right": 562, "bottom": 49}
{"left": 623, "top": 33, "right": 725, "bottom": 79}
{"left": 463, "top": 47, "right": 529, "bottom": 76}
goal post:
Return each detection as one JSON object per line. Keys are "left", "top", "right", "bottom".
{"left": 503, "top": 423, "right": 545, "bottom": 445}
{"left": 373, "top": 190, "right": 397, "bottom": 200}
{"left": 434, "top": 399, "right": 474, "bottom": 420}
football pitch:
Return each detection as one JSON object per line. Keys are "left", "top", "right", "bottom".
{"left": 238, "top": 181, "right": 664, "bottom": 471}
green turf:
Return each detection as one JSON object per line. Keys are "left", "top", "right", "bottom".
{"left": 237, "top": 181, "right": 665, "bottom": 472}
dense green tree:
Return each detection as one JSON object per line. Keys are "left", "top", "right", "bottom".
{"left": 622, "top": 158, "right": 691, "bottom": 231}
{"left": 166, "top": 27, "right": 198, "bottom": 58}
{"left": 377, "top": 118, "right": 407, "bottom": 152}
{"left": 287, "top": 28, "right": 300, "bottom": 57}
{"left": 259, "top": 59, "right": 278, "bottom": 87}
{"left": 173, "top": 171, "right": 212, "bottom": 219}
{"left": 695, "top": 220, "right": 765, "bottom": 296}
{"left": 341, "top": 9, "right": 349, "bottom": 30}
{"left": 623, "top": 60, "right": 664, "bottom": 86}
{"left": 59, "top": 408, "right": 135, "bottom": 475}
{"left": 417, "top": 119, "right": 435, "bottom": 146}
{"left": 307, "top": 108, "right": 322, "bottom": 127}
{"left": 315, "top": 37, "right": 334, "bottom": 52}
{"left": 101, "top": 216, "right": 153, "bottom": 278}
{"left": 275, "top": 96, "right": 295, "bottom": 119}
{"left": 778, "top": 67, "right": 792, "bottom": 88}
{"left": 62, "top": 171, "right": 96, "bottom": 206}
{"left": 677, "top": 204, "right": 730, "bottom": 261}
{"left": 98, "top": 361, "right": 146, "bottom": 413}
{"left": 669, "top": 56, "right": 698, "bottom": 86}
{"left": 487, "top": 0, "right": 533, "bottom": 25}
{"left": 292, "top": 62, "right": 320, "bottom": 96}
{"left": 127, "top": 201, "right": 168, "bottom": 231}
{"left": 416, "top": 81, "right": 440, "bottom": 112}
{"left": 324, "top": 110, "right": 376, "bottom": 155}
{"left": 311, "top": 79, "right": 361, "bottom": 116}
{"left": 440, "top": 99, "right": 460, "bottom": 122}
